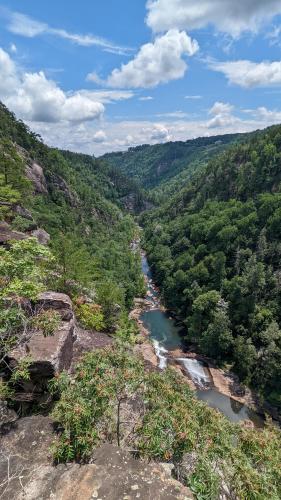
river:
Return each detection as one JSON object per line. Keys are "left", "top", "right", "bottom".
{"left": 140, "top": 253, "right": 263, "bottom": 427}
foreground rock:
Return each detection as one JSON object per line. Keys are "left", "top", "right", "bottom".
{"left": 5, "top": 442, "right": 193, "bottom": 500}
{"left": 37, "top": 292, "right": 74, "bottom": 321}
{"left": 0, "top": 401, "right": 18, "bottom": 432}
{"left": 9, "top": 319, "right": 75, "bottom": 382}
{"left": 0, "top": 415, "right": 54, "bottom": 499}
{"left": 71, "top": 327, "right": 113, "bottom": 368}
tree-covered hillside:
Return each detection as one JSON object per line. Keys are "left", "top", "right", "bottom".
{"left": 101, "top": 134, "right": 243, "bottom": 197}
{"left": 142, "top": 125, "right": 281, "bottom": 410}
{"left": 0, "top": 102, "right": 145, "bottom": 334}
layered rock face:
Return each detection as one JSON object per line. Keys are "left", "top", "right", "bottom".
{"left": 0, "top": 430, "right": 193, "bottom": 500}
{"left": 25, "top": 161, "right": 48, "bottom": 195}
{"left": 8, "top": 293, "right": 75, "bottom": 387}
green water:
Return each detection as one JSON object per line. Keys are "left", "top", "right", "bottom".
{"left": 141, "top": 254, "right": 264, "bottom": 426}
{"left": 141, "top": 310, "right": 183, "bottom": 350}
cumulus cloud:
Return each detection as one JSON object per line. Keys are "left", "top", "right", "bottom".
{"left": 209, "top": 102, "right": 234, "bottom": 115}
{"left": 27, "top": 102, "right": 281, "bottom": 157}
{"left": 105, "top": 30, "right": 198, "bottom": 89}
{"left": 0, "top": 48, "right": 104, "bottom": 123}
{"left": 207, "top": 101, "right": 237, "bottom": 128}
{"left": 210, "top": 60, "right": 281, "bottom": 88}
{"left": 92, "top": 130, "right": 107, "bottom": 143}
{"left": 146, "top": 0, "right": 281, "bottom": 37}
{"left": 246, "top": 106, "right": 281, "bottom": 122}
{"left": 4, "top": 10, "right": 132, "bottom": 55}
{"left": 148, "top": 124, "right": 171, "bottom": 140}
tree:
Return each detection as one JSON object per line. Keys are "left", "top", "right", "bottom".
{"left": 200, "top": 304, "right": 233, "bottom": 361}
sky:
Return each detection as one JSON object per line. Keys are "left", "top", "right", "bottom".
{"left": 2, "top": 1, "right": 281, "bottom": 155}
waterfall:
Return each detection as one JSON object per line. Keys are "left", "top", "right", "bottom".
{"left": 153, "top": 340, "right": 168, "bottom": 370}
{"left": 177, "top": 358, "right": 211, "bottom": 388}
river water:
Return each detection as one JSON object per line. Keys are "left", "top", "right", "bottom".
{"left": 140, "top": 253, "right": 263, "bottom": 426}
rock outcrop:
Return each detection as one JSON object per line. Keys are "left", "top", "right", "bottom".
{"left": 71, "top": 327, "right": 113, "bottom": 368}
{"left": 9, "top": 319, "right": 75, "bottom": 381}
{"left": 30, "top": 228, "right": 50, "bottom": 246}
{"left": 7, "top": 292, "right": 75, "bottom": 399}
{"left": 36, "top": 292, "right": 74, "bottom": 321}
{"left": 0, "top": 221, "right": 28, "bottom": 244}
{"left": 0, "top": 436, "right": 194, "bottom": 500}
{"left": 0, "top": 222, "right": 50, "bottom": 247}
{"left": 0, "top": 415, "right": 55, "bottom": 499}
{"left": 26, "top": 162, "right": 48, "bottom": 194}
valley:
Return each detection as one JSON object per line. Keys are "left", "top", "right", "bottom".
{"left": 0, "top": 103, "right": 281, "bottom": 499}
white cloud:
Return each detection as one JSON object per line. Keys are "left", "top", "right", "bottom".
{"left": 149, "top": 124, "right": 171, "bottom": 140}
{"left": 8, "top": 12, "right": 47, "bottom": 37}
{"left": 26, "top": 102, "right": 281, "bottom": 157}
{"left": 5, "top": 11, "right": 132, "bottom": 55}
{"left": 210, "top": 59, "right": 281, "bottom": 88}
{"left": 156, "top": 111, "right": 188, "bottom": 118}
{"left": 105, "top": 30, "right": 198, "bottom": 89}
{"left": 246, "top": 106, "right": 281, "bottom": 123}
{"left": 207, "top": 101, "right": 237, "bottom": 128}
{"left": 209, "top": 102, "right": 234, "bottom": 115}
{"left": 185, "top": 95, "right": 202, "bottom": 100}
{"left": 146, "top": 0, "right": 281, "bottom": 37}
{"left": 81, "top": 89, "right": 135, "bottom": 104}
{"left": 139, "top": 96, "right": 154, "bottom": 101}
{"left": 9, "top": 43, "right": 17, "bottom": 53}
{"left": 92, "top": 130, "right": 107, "bottom": 143}
{"left": 0, "top": 48, "right": 104, "bottom": 123}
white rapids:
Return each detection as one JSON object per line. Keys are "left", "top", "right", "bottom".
{"left": 153, "top": 340, "right": 168, "bottom": 370}
{"left": 177, "top": 358, "right": 211, "bottom": 388}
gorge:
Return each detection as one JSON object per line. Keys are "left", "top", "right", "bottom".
{"left": 0, "top": 102, "right": 281, "bottom": 500}
{"left": 139, "top": 253, "right": 264, "bottom": 427}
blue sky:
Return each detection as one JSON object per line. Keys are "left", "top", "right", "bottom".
{"left": 1, "top": 1, "right": 281, "bottom": 154}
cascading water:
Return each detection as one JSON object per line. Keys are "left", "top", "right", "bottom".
{"left": 177, "top": 358, "right": 211, "bottom": 389}
{"left": 153, "top": 339, "right": 168, "bottom": 370}
{"left": 139, "top": 252, "right": 264, "bottom": 426}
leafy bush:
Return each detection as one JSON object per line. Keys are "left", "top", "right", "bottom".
{"left": 31, "top": 310, "right": 61, "bottom": 337}
{"left": 11, "top": 215, "right": 34, "bottom": 232}
{"left": 0, "top": 238, "right": 55, "bottom": 394}
{"left": 74, "top": 302, "right": 105, "bottom": 331}
{"left": 51, "top": 347, "right": 281, "bottom": 499}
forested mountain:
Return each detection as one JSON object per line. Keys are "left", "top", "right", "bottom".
{"left": 0, "top": 102, "right": 144, "bottom": 330}
{"left": 101, "top": 133, "right": 243, "bottom": 198}
{"left": 1, "top": 102, "right": 281, "bottom": 499}
{"left": 142, "top": 125, "right": 281, "bottom": 410}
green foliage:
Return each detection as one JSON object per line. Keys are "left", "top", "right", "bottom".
{"left": 51, "top": 347, "right": 281, "bottom": 499}
{"left": 50, "top": 346, "right": 143, "bottom": 462}
{"left": 11, "top": 215, "right": 34, "bottom": 232}
{"left": 10, "top": 356, "right": 32, "bottom": 384}
{"left": 0, "top": 238, "right": 55, "bottom": 369}
{"left": 31, "top": 310, "right": 61, "bottom": 337}
{"left": 74, "top": 302, "right": 105, "bottom": 332}
{"left": 142, "top": 125, "right": 281, "bottom": 405}
{"left": 0, "top": 238, "right": 54, "bottom": 302}
{"left": 102, "top": 134, "right": 242, "bottom": 196}
{"left": 0, "top": 102, "right": 144, "bottom": 335}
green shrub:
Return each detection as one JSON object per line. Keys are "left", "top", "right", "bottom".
{"left": 74, "top": 302, "right": 105, "bottom": 331}
{"left": 32, "top": 310, "right": 61, "bottom": 337}
{"left": 11, "top": 215, "right": 34, "bottom": 232}
{"left": 50, "top": 347, "right": 281, "bottom": 499}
